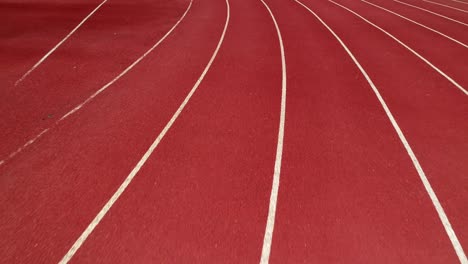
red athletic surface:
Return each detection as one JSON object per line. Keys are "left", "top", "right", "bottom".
{"left": 1, "top": 0, "right": 467, "bottom": 263}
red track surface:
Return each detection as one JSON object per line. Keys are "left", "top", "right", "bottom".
{"left": 1, "top": 0, "right": 467, "bottom": 263}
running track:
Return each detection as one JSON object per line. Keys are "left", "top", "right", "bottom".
{"left": 0, "top": 0, "right": 467, "bottom": 263}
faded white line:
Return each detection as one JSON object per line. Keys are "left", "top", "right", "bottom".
{"left": 15, "top": 0, "right": 108, "bottom": 85}
{"left": 330, "top": 0, "right": 467, "bottom": 95}
{"left": 1, "top": 0, "right": 193, "bottom": 167}
{"left": 320, "top": 0, "right": 468, "bottom": 262}
{"left": 362, "top": 0, "right": 468, "bottom": 48}
{"left": 394, "top": 0, "right": 468, "bottom": 26}
{"left": 449, "top": 0, "right": 468, "bottom": 5}
{"left": 0, "top": 127, "right": 48, "bottom": 165}
{"left": 7, "top": 128, "right": 50, "bottom": 159}
{"left": 259, "top": 0, "right": 287, "bottom": 263}
{"left": 58, "top": 0, "right": 229, "bottom": 262}
{"left": 421, "top": 0, "right": 468, "bottom": 13}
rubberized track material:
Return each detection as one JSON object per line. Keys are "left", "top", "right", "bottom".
{"left": 1, "top": 0, "right": 467, "bottom": 263}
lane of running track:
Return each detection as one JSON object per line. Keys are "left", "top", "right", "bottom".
{"left": 1, "top": 0, "right": 467, "bottom": 263}
{"left": 401, "top": 0, "right": 468, "bottom": 22}
{"left": 0, "top": 0, "right": 103, "bottom": 86}
{"left": 327, "top": 0, "right": 468, "bottom": 252}
{"left": 0, "top": 0, "right": 101, "bottom": 86}
{"left": 342, "top": 0, "right": 468, "bottom": 88}
{"left": 366, "top": 0, "right": 468, "bottom": 44}
{"left": 0, "top": 0, "right": 228, "bottom": 261}
{"left": 66, "top": 0, "right": 283, "bottom": 262}
{"left": 0, "top": 0, "right": 189, "bottom": 162}
{"left": 263, "top": 0, "right": 464, "bottom": 263}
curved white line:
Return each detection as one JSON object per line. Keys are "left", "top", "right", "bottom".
{"left": 58, "top": 0, "right": 230, "bottom": 262}
{"left": 15, "top": 0, "right": 109, "bottom": 85}
{"left": 421, "top": 0, "right": 468, "bottom": 13}
{"left": 0, "top": 0, "right": 193, "bottom": 167}
{"left": 329, "top": 0, "right": 467, "bottom": 95}
{"left": 259, "top": 0, "right": 287, "bottom": 263}
{"left": 296, "top": 1, "right": 468, "bottom": 263}
{"left": 394, "top": 0, "right": 468, "bottom": 26}
{"left": 362, "top": 0, "right": 468, "bottom": 48}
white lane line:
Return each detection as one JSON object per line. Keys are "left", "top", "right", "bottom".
{"left": 394, "top": 0, "right": 468, "bottom": 26}
{"left": 449, "top": 0, "right": 468, "bottom": 5}
{"left": 421, "top": 0, "right": 468, "bottom": 13}
{"left": 0, "top": 0, "right": 193, "bottom": 168}
{"left": 0, "top": 128, "right": 51, "bottom": 165}
{"left": 329, "top": 0, "right": 468, "bottom": 95}
{"left": 296, "top": 1, "right": 468, "bottom": 263}
{"left": 0, "top": 128, "right": 50, "bottom": 165}
{"left": 58, "top": 0, "right": 230, "bottom": 262}
{"left": 362, "top": 0, "right": 468, "bottom": 48}
{"left": 259, "top": 0, "right": 287, "bottom": 263}
{"left": 15, "top": 0, "right": 109, "bottom": 86}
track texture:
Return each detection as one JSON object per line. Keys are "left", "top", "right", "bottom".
{"left": 1, "top": 0, "right": 467, "bottom": 263}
